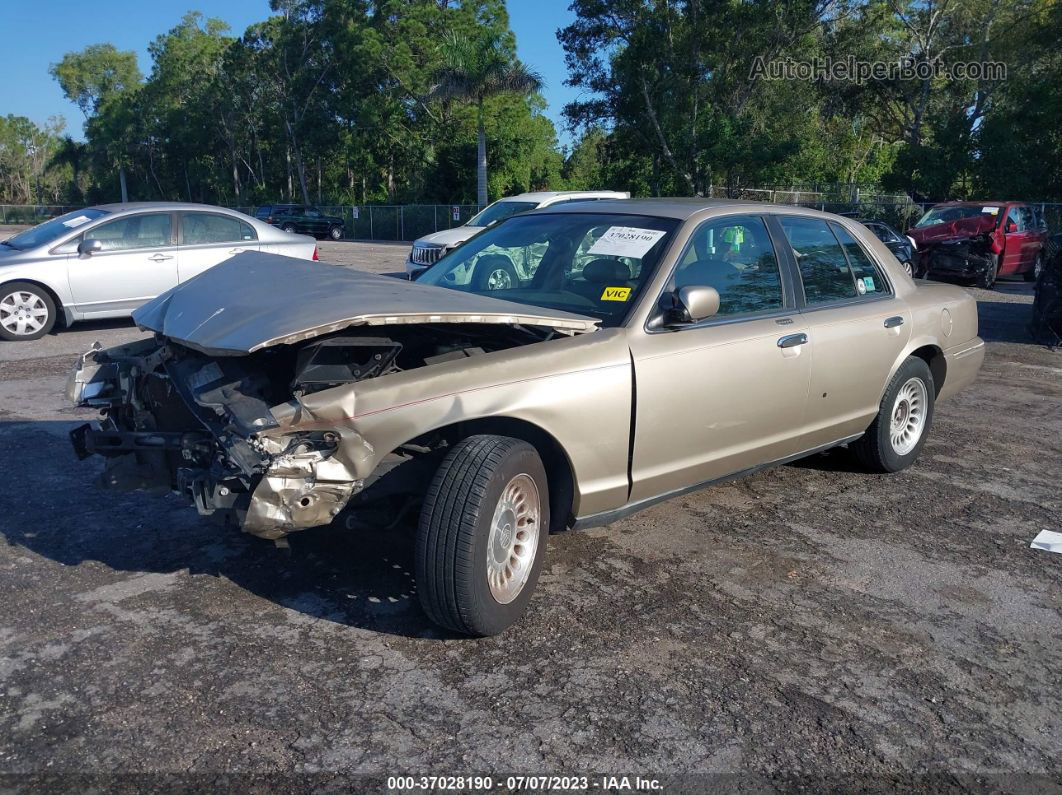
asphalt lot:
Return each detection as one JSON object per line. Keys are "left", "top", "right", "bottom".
{"left": 0, "top": 242, "right": 1059, "bottom": 787}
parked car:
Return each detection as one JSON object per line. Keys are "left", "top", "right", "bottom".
{"left": 860, "top": 220, "right": 917, "bottom": 276}
{"left": 1031, "top": 233, "right": 1062, "bottom": 346}
{"left": 0, "top": 203, "right": 317, "bottom": 341}
{"left": 405, "top": 190, "right": 630, "bottom": 278}
{"left": 906, "top": 201, "right": 1047, "bottom": 288}
{"left": 68, "top": 199, "right": 983, "bottom": 635}
{"left": 255, "top": 204, "right": 346, "bottom": 240}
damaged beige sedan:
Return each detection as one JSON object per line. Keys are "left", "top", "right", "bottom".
{"left": 68, "top": 200, "right": 985, "bottom": 635}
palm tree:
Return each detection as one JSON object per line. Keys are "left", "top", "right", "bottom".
{"left": 431, "top": 32, "right": 543, "bottom": 206}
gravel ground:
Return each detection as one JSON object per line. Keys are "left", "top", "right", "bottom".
{"left": 0, "top": 242, "right": 1058, "bottom": 790}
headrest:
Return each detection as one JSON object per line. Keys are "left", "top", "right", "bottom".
{"left": 582, "top": 258, "right": 632, "bottom": 283}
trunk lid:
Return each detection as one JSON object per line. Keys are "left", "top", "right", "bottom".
{"left": 132, "top": 252, "right": 599, "bottom": 355}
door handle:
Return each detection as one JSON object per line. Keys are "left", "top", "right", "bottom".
{"left": 777, "top": 333, "right": 808, "bottom": 348}
{"left": 148, "top": 253, "right": 173, "bottom": 262}
{"left": 884, "top": 315, "right": 905, "bottom": 328}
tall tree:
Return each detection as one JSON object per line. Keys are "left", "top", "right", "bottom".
{"left": 431, "top": 30, "right": 543, "bottom": 205}
{"left": 49, "top": 44, "right": 142, "bottom": 118}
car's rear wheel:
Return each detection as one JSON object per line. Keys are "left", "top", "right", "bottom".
{"left": 851, "top": 356, "right": 935, "bottom": 473}
{"left": 282, "top": 224, "right": 296, "bottom": 234}
{"left": 416, "top": 435, "right": 548, "bottom": 636}
{"left": 900, "top": 258, "right": 914, "bottom": 277}
{"left": 0, "top": 282, "right": 56, "bottom": 341}
{"left": 1024, "top": 254, "right": 1043, "bottom": 282}
{"left": 328, "top": 225, "right": 343, "bottom": 241}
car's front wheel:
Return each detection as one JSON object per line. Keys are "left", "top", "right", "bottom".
{"left": 416, "top": 435, "right": 548, "bottom": 636}
{"left": 328, "top": 225, "right": 343, "bottom": 241}
{"left": 0, "top": 282, "right": 56, "bottom": 341}
{"left": 851, "top": 356, "right": 935, "bottom": 473}
{"left": 977, "top": 254, "right": 1000, "bottom": 289}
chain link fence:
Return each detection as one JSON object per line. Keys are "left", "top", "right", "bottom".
{"left": 3, "top": 199, "right": 1062, "bottom": 242}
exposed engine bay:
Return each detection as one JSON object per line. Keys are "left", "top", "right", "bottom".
{"left": 918, "top": 233, "right": 996, "bottom": 282}
{"left": 68, "top": 323, "right": 555, "bottom": 539}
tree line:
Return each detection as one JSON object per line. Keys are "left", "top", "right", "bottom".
{"left": 1, "top": 0, "right": 1059, "bottom": 209}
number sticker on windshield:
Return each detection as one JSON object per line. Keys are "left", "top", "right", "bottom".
{"left": 587, "top": 226, "right": 667, "bottom": 258}
{"left": 62, "top": 215, "right": 93, "bottom": 228}
{"left": 601, "top": 286, "right": 632, "bottom": 302}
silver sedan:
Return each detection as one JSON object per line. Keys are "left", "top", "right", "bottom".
{"left": 0, "top": 202, "right": 318, "bottom": 341}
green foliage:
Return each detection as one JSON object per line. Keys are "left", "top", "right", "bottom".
{"left": 48, "top": 44, "right": 142, "bottom": 117}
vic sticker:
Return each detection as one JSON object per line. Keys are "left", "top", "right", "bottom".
{"left": 601, "top": 286, "right": 632, "bottom": 302}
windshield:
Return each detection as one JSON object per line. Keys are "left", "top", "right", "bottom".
{"left": 467, "top": 201, "right": 538, "bottom": 228}
{"left": 416, "top": 212, "right": 679, "bottom": 327}
{"left": 4, "top": 209, "right": 109, "bottom": 250}
{"left": 914, "top": 205, "right": 1000, "bottom": 228}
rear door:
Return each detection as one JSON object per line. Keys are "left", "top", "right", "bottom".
{"left": 66, "top": 212, "right": 178, "bottom": 316}
{"left": 776, "top": 216, "right": 910, "bottom": 447}
{"left": 177, "top": 212, "right": 260, "bottom": 282}
{"left": 628, "top": 214, "right": 812, "bottom": 501}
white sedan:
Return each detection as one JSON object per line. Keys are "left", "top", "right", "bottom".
{"left": 0, "top": 202, "right": 318, "bottom": 341}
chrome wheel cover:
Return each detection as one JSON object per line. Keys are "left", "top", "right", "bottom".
{"left": 903, "top": 260, "right": 913, "bottom": 277}
{"left": 486, "top": 473, "right": 541, "bottom": 604}
{"left": 486, "top": 268, "right": 513, "bottom": 290}
{"left": 890, "top": 377, "right": 928, "bottom": 456}
{"left": 0, "top": 291, "right": 48, "bottom": 336}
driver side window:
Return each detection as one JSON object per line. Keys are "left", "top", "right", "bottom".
{"left": 86, "top": 214, "right": 173, "bottom": 252}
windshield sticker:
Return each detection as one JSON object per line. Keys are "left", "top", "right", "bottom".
{"left": 600, "top": 286, "right": 632, "bottom": 302}
{"left": 981, "top": 206, "right": 999, "bottom": 214}
{"left": 587, "top": 226, "right": 667, "bottom": 258}
{"left": 863, "top": 276, "right": 876, "bottom": 292}
{"left": 62, "top": 215, "right": 93, "bottom": 228}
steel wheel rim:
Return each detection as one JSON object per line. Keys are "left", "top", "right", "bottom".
{"left": 486, "top": 473, "right": 541, "bottom": 604}
{"left": 890, "top": 377, "right": 928, "bottom": 456}
{"left": 486, "top": 268, "right": 512, "bottom": 290}
{"left": 330, "top": 227, "right": 342, "bottom": 240}
{"left": 0, "top": 291, "right": 48, "bottom": 336}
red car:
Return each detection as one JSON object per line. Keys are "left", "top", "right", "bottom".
{"left": 907, "top": 201, "right": 1048, "bottom": 288}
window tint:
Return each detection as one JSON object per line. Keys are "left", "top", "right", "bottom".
{"left": 671, "top": 215, "right": 784, "bottom": 316}
{"left": 89, "top": 214, "right": 172, "bottom": 252}
{"left": 831, "top": 223, "right": 890, "bottom": 296}
{"left": 779, "top": 217, "right": 857, "bottom": 304}
{"left": 182, "top": 213, "right": 256, "bottom": 245}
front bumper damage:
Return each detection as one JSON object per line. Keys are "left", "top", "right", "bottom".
{"left": 918, "top": 234, "right": 996, "bottom": 281}
{"left": 67, "top": 339, "right": 367, "bottom": 540}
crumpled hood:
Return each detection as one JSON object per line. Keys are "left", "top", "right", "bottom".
{"left": 132, "top": 251, "right": 598, "bottom": 355}
{"left": 413, "top": 226, "right": 482, "bottom": 249}
{"left": 908, "top": 215, "right": 997, "bottom": 246}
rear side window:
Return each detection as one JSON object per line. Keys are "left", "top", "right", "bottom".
{"left": 670, "top": 215, "right": 785, "bottom": 317}
{"left": 779, "top": 217, "right": 857, "bottom": 304}
{"left": 830, "top": 223, "right": 890, "bottom": 296}
{"left": 181, "top": 213, "right": 256, "bottom": 245}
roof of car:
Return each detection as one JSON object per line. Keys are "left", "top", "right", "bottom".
{"left": 929, "top": 200, "right": 1018, "bottom": 207}
{"left": 502, "top": 191, "right": 630, "bottom": 203}
{"left": 535, "top": 197, "right": 835, "bottom": 220}
{"left": 95, "top": 201, "right": 250, "bottom": 214}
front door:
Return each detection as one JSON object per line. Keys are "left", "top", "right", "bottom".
{"left": 628, "top": 214, "right": 812, "bottom": 502}
{"left": 177, "top": 212, "right": 260, "bottom": 282}
{"left": 67, "top": 212, "right": 178, "bottom": 316}
{"left": 777, "top": 216, "right": 911, "bottom": 447}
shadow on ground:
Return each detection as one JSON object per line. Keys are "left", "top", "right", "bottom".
{"left": 0, "top": 420, "right": 441, "bottom": 640}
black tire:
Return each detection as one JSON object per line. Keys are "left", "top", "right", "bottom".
{"left": 328, "top": 225, "right": 343, "bottom": 241}
{"left": 282, "top": 224, "right": 297, "bottom": 234}
{"left": 0, "top": 281, "right": 57, "bottom": 341}
{"left": 851, "top": 356, "right": 935, "bottom": 473}
{"left": 1023, "top": 254, "right": 1043, "bottom": 282}
{"left": 976, "top": 254, "right": 999, "bottom": 289}
{"left": 416, "top": 435, "right": 549, "bottom": 636}
{"left": 472, "top": 255, "right": 519, "bottom": 291}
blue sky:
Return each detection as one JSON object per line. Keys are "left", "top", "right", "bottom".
{"left": 0, "top": 0, "right": 581, "bottom": 148}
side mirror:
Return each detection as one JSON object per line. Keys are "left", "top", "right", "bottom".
{"left": 668, "top": 285, "right": 720, "bottom": 325}
{"left": 1005, "top": 221, "right": 1017, "bottom": 233}
{"left": 78, "top": 239, "right": 103, "bottom": 256}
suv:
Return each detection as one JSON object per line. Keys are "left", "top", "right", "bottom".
{"left": 255, "top": 205, "right": 346, "bottom": 240}
{"left": 907, "top": 201, "right": 1048, "bottom": 288}
{"left": 405, "top": 191, "right": 630, "bottom": 278}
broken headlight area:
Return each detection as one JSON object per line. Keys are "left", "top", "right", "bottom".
{"left": 68, "top": 323, "right": 549, "bottom": 539}
{"left": 919, "top": 234, "right": 995, "bottom": 279}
